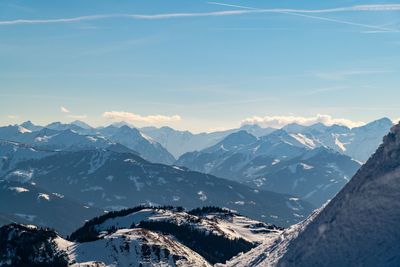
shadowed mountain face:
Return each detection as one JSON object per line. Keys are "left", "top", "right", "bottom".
{"left": 2, "top": 149, "right": 314, "bottom": 227}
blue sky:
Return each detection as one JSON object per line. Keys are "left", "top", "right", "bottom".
{"left": 1, "top": 0, "right": 399, "bottom": 132}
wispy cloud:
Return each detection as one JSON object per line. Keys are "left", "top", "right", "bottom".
{"left": 241, "top": 114, "right": 365, "bottom": 128}
{"left": 102, "top": 111, "right": 181, "bottom": 124}
{"left": 1, "top": 4, "right": 400, "bottom": 31}
{"left": 60, "top": 106, "right": 70, "bottom": 113}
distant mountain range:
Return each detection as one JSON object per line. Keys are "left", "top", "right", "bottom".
{"left": 2, "top": 117, "right": 392, "bottom": 162}
{"left": 140, "top": 124, "right": 276, "bottom": 158}
{"left": 0, "top": 118, "right": 392, "bottom": 209}
{"left": 176, "top": 118, "right": 392, "bottom": 206}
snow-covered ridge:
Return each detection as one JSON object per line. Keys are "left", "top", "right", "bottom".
{"left": 67, "top": 228, "right": 211, "bottom": 267}
{"left": 71, "top": 207, "right": 283, "bottom": 245}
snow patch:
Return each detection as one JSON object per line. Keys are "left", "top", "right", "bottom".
{"left": 197, "top": 191, "right": 207, "bottom": 201}
{"left": 38, "top": 193, "right": 50, "bottom": 201}
{"left": 8, "top": 186, "right": 29, "bottom": 193}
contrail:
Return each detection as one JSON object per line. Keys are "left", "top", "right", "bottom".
{"left": 208, "top": 2, "right": 399, "bottom": 32}
{"left": 1, "top": 3, "right": 400, "bottom": 28}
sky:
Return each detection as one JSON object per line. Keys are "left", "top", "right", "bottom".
{"left": 0, "top": 0, "right": 399, "bottom": 132}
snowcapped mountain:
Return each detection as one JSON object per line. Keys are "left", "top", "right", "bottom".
{"left": 140, "top": 125, "right": 276, "bottom": 158}
{"left": 281, "top": 117, "right": 393, "bottom": 162}
{"left": 225, "top": 123, "right": 400, "bottom": 267}
{"left": 0, "top": 180, "right": 101, "bottom": 235}
{"left": 8, "top": 117, "right": 390, "bottom": 163}
{"left": 98, "top": 125, "right": 176, "bottom": 165}
{"left": 2, "top": 148, "right": 314, "bottom": 227}
{"left": 0, "top": 206, "right": 283, "bottom": 266}
{"left": 177, "top": 130, "right": 361, "bottom": 206}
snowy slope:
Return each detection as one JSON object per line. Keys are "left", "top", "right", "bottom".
{"left": 0, "top": 223, "right": 210, "bottom": 267}
{"left": 69, "top": 206, "right": 282, "bottom": 265}
{"left": 67, "top": 228, "right": 211, "bottom": 267}
{"left": 226, "top": 123, "right": 400, "bottom": 267}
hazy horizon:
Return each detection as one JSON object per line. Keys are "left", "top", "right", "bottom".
{"left": 1, "top": 115, "right": 396, "bottom": 134}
